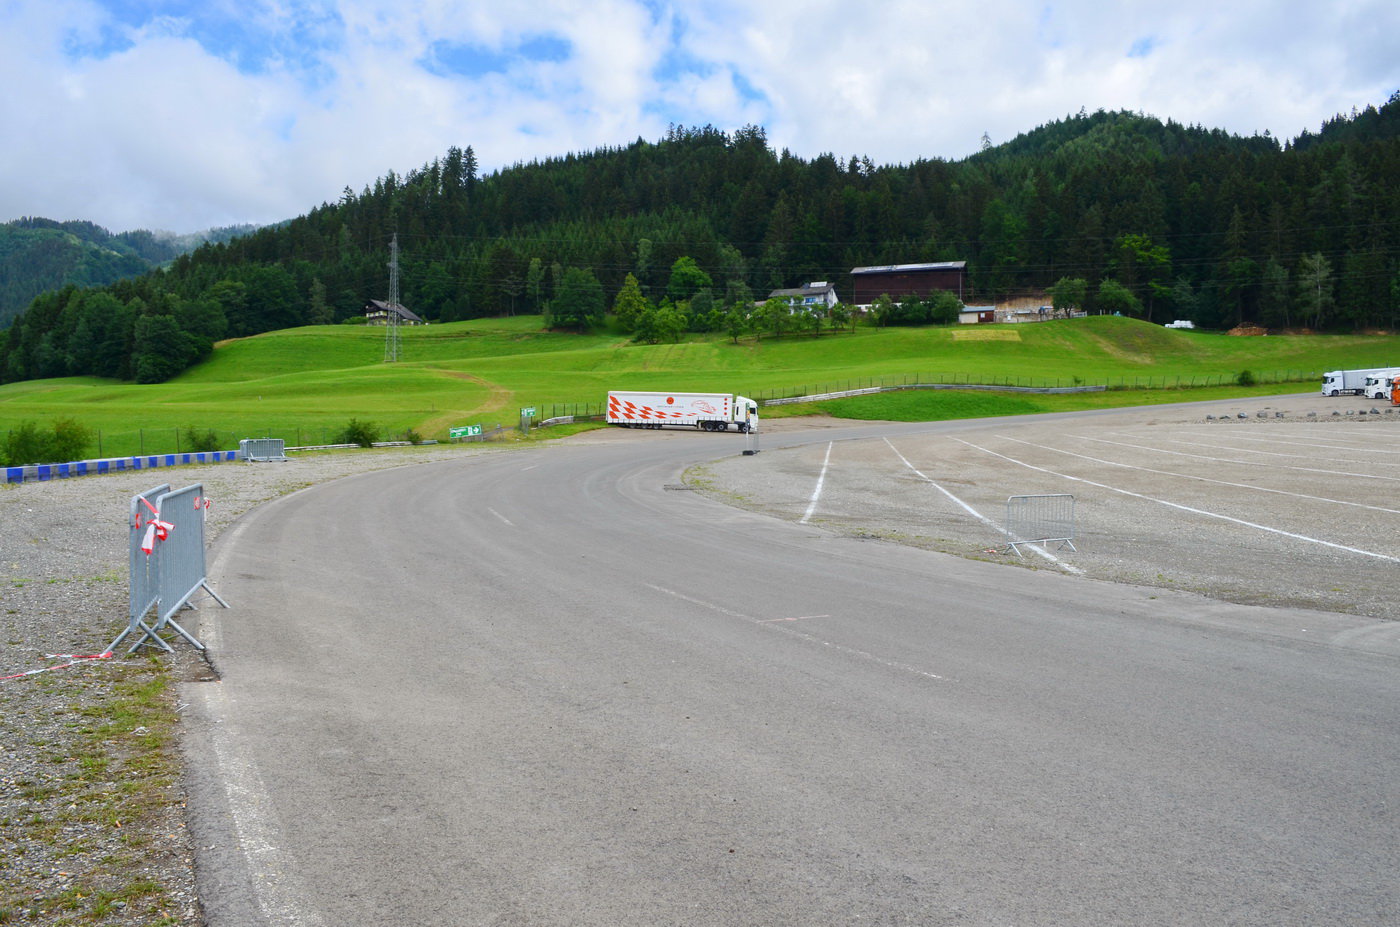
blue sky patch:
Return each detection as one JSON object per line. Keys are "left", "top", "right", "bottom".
{"left": 422, "top": 35, "right": 572, "bottom": 79}
{"left": 1128, "top": 35, "right": 1158, "bottom": 58}
{"left": 70, "top": 1, "right": 344, "bottom": 81}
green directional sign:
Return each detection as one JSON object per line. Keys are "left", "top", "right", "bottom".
{"left": 450, "top": 425, "right": 483, "bottom": 438}
{"left": 520, "top": 407, "right": 536, "bottom": 417}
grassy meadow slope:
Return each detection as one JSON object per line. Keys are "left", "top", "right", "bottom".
{"left": 2, "top": 315, "right": 1396, "bottom": 459}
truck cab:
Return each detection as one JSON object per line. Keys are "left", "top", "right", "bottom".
{"left": 737, "top": 396, "right": 759, "bottom": 433}
{"left": 1363, "top": 369, "right": 1400, "bottom": 400}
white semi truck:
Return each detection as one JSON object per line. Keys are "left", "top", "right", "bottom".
{"left": 1321, "top": 368, "right": 1390, "bottom": 396}
{"left": 606, "top": 390, "right": 759, "bottom": 432}
{"left": 1361, "top": 369, "right": 1400, "bottom": 400}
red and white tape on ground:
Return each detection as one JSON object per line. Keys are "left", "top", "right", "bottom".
{"left": 1, "top": 651, "right": 114, "bottom": 682}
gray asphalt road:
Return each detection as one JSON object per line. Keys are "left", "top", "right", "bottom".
{"left": 185, "top": 414, "right": 1400, "bottom": 926}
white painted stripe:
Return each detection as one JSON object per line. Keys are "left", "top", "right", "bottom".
{"left": 800, "top": 442, "right": 834, "bottom": 524}
{"left": 1179, "top": 429, "right": 1400, "bottom": 455}
{"left": 1113, "top": 433, "right": 1400, "bottom": 482}
{"left": 194, "top": 683, "right": 326, "bottom": 927}
{"left": 956, "top": 438, "right": 1400, "bottom": 564}
{"left": 1000, "top": 435, "right": 1400, "bottom": 516}
{"left": 883, "top": 438, "right": 1084, "bottom": 575}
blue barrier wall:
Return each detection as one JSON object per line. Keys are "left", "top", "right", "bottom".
{"left": 4, "top": 450, "right": 240, "bottom": 484}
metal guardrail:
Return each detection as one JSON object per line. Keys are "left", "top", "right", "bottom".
{"left": 4, "top": 451, "right": 240, "bottom": 483}
{"left": 3, "top": 440, "right": 459, "bottom": 483}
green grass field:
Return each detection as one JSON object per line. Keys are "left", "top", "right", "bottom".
{"left": 2, "top": 315, "right": 1396, "bottom": 460}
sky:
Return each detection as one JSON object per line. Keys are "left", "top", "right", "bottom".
{"left": 2, "top": 0, "right": 1396, "bottom": 234}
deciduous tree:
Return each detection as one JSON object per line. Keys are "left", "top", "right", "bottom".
{"left": 548, "top": 267, "right": 605, "bottom": 332}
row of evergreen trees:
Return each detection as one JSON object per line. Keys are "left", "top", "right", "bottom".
{"left": 2, "top": 96, "right": 1397, "bottom": 384}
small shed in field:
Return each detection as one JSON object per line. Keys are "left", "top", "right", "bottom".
{"left": 958, "top": 306, "right": 997, "bottom": 324}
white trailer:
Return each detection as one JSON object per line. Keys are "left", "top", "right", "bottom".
{"left": 1361, "top": 369, "right": 1400, "bottom": 400}
{"left": 1321, "top": 369, "right": 1389, "bottom": 396}
{"left": 606, "top": 390, "right": 758, "bottom": 432}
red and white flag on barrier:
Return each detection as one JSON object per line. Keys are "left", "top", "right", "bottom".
{"left": 136, "top": 494, "right": 173, "bottom": 554}
{"left": 140, "top": 518, "right": 173, "bottom": 555}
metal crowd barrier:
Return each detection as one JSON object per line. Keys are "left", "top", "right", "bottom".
{"left": 108, "top": 484, "right": 172, "bottom": 653}
{"left": 239, "top": 438, "right": 289, "bottom": 461}
{"left": 110, "top": 482, "right": 228, "bottom": 654}
{"left": 1004, "top": 494, "right": 1077, "bottom": 557}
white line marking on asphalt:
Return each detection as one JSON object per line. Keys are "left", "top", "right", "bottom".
{"left": 956, "top": 438, "right": 1400, "bottom": 564}
{"left": 1001, "top": 435, "right": 1400, "bottom": 516}
{"left": 1178, "top": 429, "right": 1400, "bottom": 455}
{"left": 487, "top": 507, "right": 514, "bottom": 526}
{"left": 1108, "top": 433, "right": 1400, "bottom": 483}
{"left": 643, "top": 583, "right": 944, "bottom": 680}
{"left": 193, "top": 684, "right": 326, "bottom": 927}
{"left": 759, "top": 615, "right": 830, "bottom": 623}
{"left": 883, "top": 438, "right": 1084, "bottom": 575}
{"left": 800, "top": 442, "right": 834, "bottom": 524}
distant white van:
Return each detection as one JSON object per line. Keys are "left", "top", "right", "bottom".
{"left": 1164, "top": 320, "right": 1194, "bottom": 329}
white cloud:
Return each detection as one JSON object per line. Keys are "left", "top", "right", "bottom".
{"left": 0, "top": 0, "right": 1394, "bottom": 232}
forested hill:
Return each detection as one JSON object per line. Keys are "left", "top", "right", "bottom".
{"left": 2, "top": 94, "right": 1397, "bottom": 385}
{"left": 0, "top": 218, "right": 258, "bottom": 328}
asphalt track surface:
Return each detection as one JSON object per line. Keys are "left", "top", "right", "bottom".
{"left": 184, "top": 402, "right": 1400, "bottom": 926}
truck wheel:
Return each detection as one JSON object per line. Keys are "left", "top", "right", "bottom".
{"left": 1330, "top": 389, "right": 1339, "bottom": 396}
{"left": 738, "top": 422, "right": 750, "bottom": 434}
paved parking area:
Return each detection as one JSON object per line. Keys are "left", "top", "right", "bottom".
{"left": 694, "top": 394, "right": 1400, "bottom": 620}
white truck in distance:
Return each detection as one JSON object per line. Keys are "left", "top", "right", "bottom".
{"left": 1361, "top": 369, "right": 1400, "bottom": 400}
{"left": 607, "top": 390, "right": 758, "bottom": 432}
{"left": 1321, "top": 368, "right": 1390, "bottom": 396}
